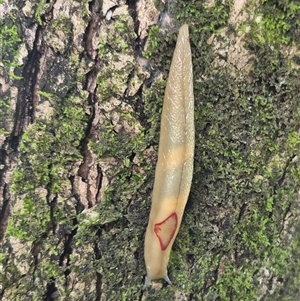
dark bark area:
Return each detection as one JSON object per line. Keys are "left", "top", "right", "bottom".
{"left": 1, "top": 0, "right": 300, "bottom": 300}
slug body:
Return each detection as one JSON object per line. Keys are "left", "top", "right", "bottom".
{"left": 144, "top": 24, "right": 194, "bottom": 288}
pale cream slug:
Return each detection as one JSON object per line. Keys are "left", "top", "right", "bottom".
{"left": 143, "top": 24, "right": 194, "bottom": 288}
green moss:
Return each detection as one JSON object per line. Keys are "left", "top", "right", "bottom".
{"left": 0, "top": 99, "right": 12, "bottom": 133}
{"left": 37, "top": 90, "right": 54, "bottom": 99}
{"left": 143, "top": 25, "right": 161, "bottom": 59}
{"left": 177, "top": 1, "right": 230, "bottom": 33}
{"left": 9, "top": 94, "right": 87, "bottom": 241}
{"left": 3, "top": 0, "right": 300, "bottom": 299}
{"left": 35, "top": 0, "right": 48, "bottom": 25}
{"left": 0, "top": 16, "right": 22, "bottom": 68}
{"left": 0, "top": 13, "right": 22, "bottom": 133}
{"left": 243, "top": 0, "right": 300, "bottom": 47}
{"left": 287, "top": 131, "right": 300, "bottom": 152}
{"left": 144, "top": 2, "right": 300, "bottom": 297}
{"left": 189, "top": 47, "right": 299, "bottom": 301}
{"left": 93, "top": 15, "right": 137, "bottom": 101}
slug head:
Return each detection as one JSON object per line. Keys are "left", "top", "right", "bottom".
{"left": 143, "top": 214, "right": 177, "bottom": 288}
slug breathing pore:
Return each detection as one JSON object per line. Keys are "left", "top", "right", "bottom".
{"left": 143, "top": 24, "right": 194, "bottom": 288}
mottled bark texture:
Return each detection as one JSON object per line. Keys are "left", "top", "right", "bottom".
{"left": 1, "top": 0, "right": 300, "bottom": 300}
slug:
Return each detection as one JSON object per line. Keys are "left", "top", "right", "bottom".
{"left": 143, "top": 24, "right": 194, "bottom": 288}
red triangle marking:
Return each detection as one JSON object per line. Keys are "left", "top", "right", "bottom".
{"left": 154, "top": 212, "right": 178, "bottom": 251}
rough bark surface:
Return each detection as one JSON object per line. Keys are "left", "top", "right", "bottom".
{"left": 1, "top": 0, "right": 300, "bottom": 300}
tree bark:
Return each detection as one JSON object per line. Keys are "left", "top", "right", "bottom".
{"left": 1, "top": 0, "right": 300, "bottom": 300}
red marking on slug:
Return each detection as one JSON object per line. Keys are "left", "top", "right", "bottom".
{"left": 154, "top": 212, "right": 178, "bottom": 251}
